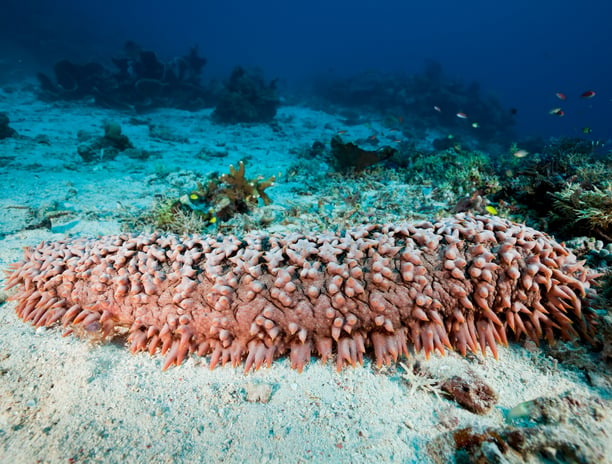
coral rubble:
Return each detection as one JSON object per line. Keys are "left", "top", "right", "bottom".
{"left": 76, "top": 120, "right": 135, "bottom": 162}
{"left": 429, "top": 391, "right": 608, "bottom": 463}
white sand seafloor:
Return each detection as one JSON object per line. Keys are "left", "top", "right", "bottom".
{"left": 0, "top": 86, "right": 610, "bottom": 464}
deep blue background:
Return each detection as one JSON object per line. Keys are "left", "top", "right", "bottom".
{"left": 2, "top": 0, "right": 611, "bottom": 141}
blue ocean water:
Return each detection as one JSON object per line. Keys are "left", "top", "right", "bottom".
{"left": 1, "top": 0, "right": 611, "bottom": 141}
{"left": 1, "top": 4, "right": 611, "bottom": 463}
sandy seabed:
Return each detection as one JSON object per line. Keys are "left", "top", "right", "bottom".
{"left": 0, "top": 86, "right": 610, "bottom": 463}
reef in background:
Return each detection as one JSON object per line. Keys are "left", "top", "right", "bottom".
{"left": 37, "top": 41, "right": 213, "bottom": 111}
{"left": 213, "top": 67, "right": 280, "bottom": 123}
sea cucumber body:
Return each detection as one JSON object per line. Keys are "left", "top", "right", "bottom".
{"left": 5, "top": 214, "right": 597, "bottom": 372}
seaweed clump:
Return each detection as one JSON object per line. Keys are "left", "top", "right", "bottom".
{"left": 213, "top": 67, "right": 280, "bottom": 123}
{"left": 151, "top": 161, "right": 275, "bottom": 233}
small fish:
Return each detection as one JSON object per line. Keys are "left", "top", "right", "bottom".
{"left": 582, "top": 127, "right": 592, "bottom": 134}
{"left": 434, "top": 105, "right": 442, "bottom": 112}
{"left": 398, "top": 116, "right": 404, "bottom": 124}
{"left": 368, "top": 134, "right": 378, "bottom": 141}
{"left": 513, "top": 149, "right": 529, "bottom": 158}
{"left": 456, "top": 112, "right": 468, "bottom": 119}
{"left": 581, "top": 90, "right": 596, "bottom": 99}
{"left": 549, "top": 108, "right": 565, "bottom": 117}
{"left": 471, "top": 122, "right": 479, "bottom": 129}
{"left": 337, "top": 130, "right": 347, "bottom": 134}
{"left": 485, "top": 205, "right": 498, "bottom": 215}
{"left": 555, "top": 92, "right": 567, "bottom": 100}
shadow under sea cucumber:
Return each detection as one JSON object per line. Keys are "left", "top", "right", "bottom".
{"left": 4, "top": 214, "right": 599, "bottom": 373}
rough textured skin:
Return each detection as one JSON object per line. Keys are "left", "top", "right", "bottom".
{"left": 5, "top": 214, "right": 598, "bottom": 372}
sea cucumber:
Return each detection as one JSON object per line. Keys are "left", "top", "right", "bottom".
{"left": 4, "top": 214, "right": 598, "bottom": 372}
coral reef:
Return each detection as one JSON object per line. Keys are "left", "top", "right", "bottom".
{"left": 37, "top": 42, "right": 212, "bottom": 111}
{"left": 497, "top": 137, "right": 612, "bottom": 236}
{"left": 313, "top": 61, "right": 515, "bottom": 143}
{"left": 390, "top": 135, "right": 611, "bottom": 241}
{"left": 401, "top": 146, "right": 499, "bottom": 199}
{"left": 551, "top": 183, "right": 612, "bottom": 241}
{"left": 216, "top": 160, "right": 275, "bottom": 208}
{"left": 213, "top": 67, "right": 280, "bottom": 123}
{"left": 5, "top": 215, "right": 599, "bottom": 373}
{"left": 148, "top": 161, "right": 276, "bottom": 233}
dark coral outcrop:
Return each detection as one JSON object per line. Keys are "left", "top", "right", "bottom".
{"left": 37, "top": 42, "right": 212, "bottom": 111}
{"left": 213, "top": 67, "right": 280, "bottom": 123}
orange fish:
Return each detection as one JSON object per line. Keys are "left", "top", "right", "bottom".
{"left": 456, "top": 112, "right": 468, "bottom": 119}
{"left": 581, "top": 90, "right": 596, "bottom": 99}
{"left": 555, "top": 92, "right": 566, "bottom": 100}
{"left": 337, "top": 130, "right": 347, "bottom": 134}
{"left": 549, "top": 108, "right": 565, "bottom": 117}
